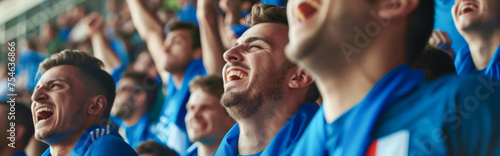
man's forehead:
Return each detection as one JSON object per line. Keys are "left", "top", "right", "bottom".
{"left": 237, "top": 23, "right": 288, "bottom": 44}
{"left": 38, "top": 65, "right": 80, "bottom": 84}
{"left": 187, "top": 90, "right": 219, "bottom": 107}
{"left": 167, "top": 29, "right": 191, "bottom": 39}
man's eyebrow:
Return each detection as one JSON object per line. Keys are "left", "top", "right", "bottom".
{"left": 46, "top": 79, "right": 69, "bottom": 85}
{"left": 232, "top": 37, "right": 271, "bottom": 48}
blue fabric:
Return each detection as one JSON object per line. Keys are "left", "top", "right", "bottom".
{"left": 121, "top": 114, "right": 154, "bottom": 148}
{"left": 290, "top": 64, "right": 500, "bottom": 156}
{"left": 109, "top": 38, "right": 130, "bottom": 83}
{"left": 150, "top": 59, "right": 206, "bottom": 155}
{"left": 184, "top": 143, "right": 199, "bottom": 156}
{"left": 58, "top": 27, "right": 72, "bottom": 42}
{"left": 215, "top": 103, "right": 319, "bottom": 156}
{"left": 434, "top": 0, "right": 468, "bottom": 52}
{"left": 109, "top": 115, "right": 123, "bottom": 126}
{"left": 455, "top": 44, "right": 500, "bottom": 81}
{"left": 260, "top": 0, "right": 286, "bottom": 7}
{"left": 11, "top": 151, "right": 26, "bottom": 156}
{"left": 178, "top": 2, "right": 199, "bottom": 26}
{"left": 17, "top": 49, "right": 49, "bottom": 92}
{"left": 231, "top": 25, "right": 250, "bottom": 38}
{"left": 41, "top": 125, "right": 138, "bottom": 156}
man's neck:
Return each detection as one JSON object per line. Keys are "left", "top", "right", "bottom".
{"left": 48, "top": 131, "right": 84, "bottom": 156}
{"left": 237, "top": 99, "right": 301, "bottom": 155}
{"left": 463, "top": 28, "right": 500, "bottom": 70}
{"left": 307, "top": 28, "right": 406, "bottom": 123}
{"left": 197, "top": 138, "right": 223, "bottom": 156}
{"left": 171, "top": 71, "right": 186, "bottom": 88}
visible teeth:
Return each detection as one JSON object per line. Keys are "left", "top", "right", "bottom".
{"left": 36, "top": 107, "right": 53, "bottom": 114}
{"left": 227, "top": 70, "right": 247, "bottom": 81}
{"left": 461, "top": 5, "right": 477, "bottom": 14}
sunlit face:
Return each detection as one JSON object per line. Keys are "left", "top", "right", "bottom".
{"left": 452, "top": 0, "right": 500, "bottom": 32}
{"left": 220, "top": 23, "right": 292, "bottom": 120}
{"left": 185, "top": 90, "right": 233, "bottom": 143}
{"left": 31, "top": 65, "right": 91, "bottom": 143}
{"left": 162, "top": 29, "right": 196, "bottom": 73}
{"left": 285, "top": 0, "right": 374, "bottom": 65}
{"left": 112, "top": 78, "right": 142, "bottom": 119}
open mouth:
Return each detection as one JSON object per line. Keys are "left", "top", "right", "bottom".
{"left": 227, "top": 70, "right": 248, "bottom": 82}
{"left": 459, "top": 4, "right": 478, "bottom": 16}
{"left": 296, "top": 0, "right": 321, "bottom": 22}
{"left": 36, "top": 107, "right": 54, "bottom": 122}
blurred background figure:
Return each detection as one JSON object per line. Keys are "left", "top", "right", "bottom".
{"left": 184, "top": 76, "right": 235, "bottom": 156}
{"left": 0, "top": 101, "right": 34, "bottom": 156}
{"left": 112, "top": 72, "right": 159, "bottom": 148}
{"left": 136, "top": 140, "right": 179, "bottom": 156}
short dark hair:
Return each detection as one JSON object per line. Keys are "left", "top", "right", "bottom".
{"left": 167, "top": 21, "right": 201, "bottom": 49}
{"left": 0, "top": 102, "right": 34, "bottom": 148}
{"left": 405, "top": 0, "right": 434, "bottom": 64}
{"left": 121, "top": 72, "right": 158, "bottom": 111}
{"left": 189, "top": 76, "right": 225, "bottom": 99}
{"left": 245, "top": 3, "right": 288, "bottom": 27}
{"left": 37, "top": 49, "right": 116, "bottom": 121}
{"left": 135, "top": 140, "right": 178, "bottom": 156}
{"left": 305, "top": 82, "right": 320, "bottom": 103}
{"left": 411, "top": 45, "right": 456, "bottom": 80}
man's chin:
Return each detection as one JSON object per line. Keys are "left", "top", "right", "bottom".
{"left": 34, "top": 131, "right": 54, "bottom": 143}
{"left": 285, "top": 39, "right": 317, "bottom": 65}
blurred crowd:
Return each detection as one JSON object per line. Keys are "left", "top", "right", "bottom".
{"left": 1, "top": 0, "right": 500, "bottom": 155}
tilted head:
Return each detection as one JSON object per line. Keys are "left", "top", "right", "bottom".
{"left": 31, "top": 49, "right": 115, "bottom": 144}
{"left": 221, "top": 3, "right": 319, "bottom": 120}
{"left": 286, "top": 0, "right": 434, "bottom": 68}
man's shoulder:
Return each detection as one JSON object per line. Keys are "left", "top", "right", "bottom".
{"left": 88, "top": 134, "right": 138, "bottom": 156}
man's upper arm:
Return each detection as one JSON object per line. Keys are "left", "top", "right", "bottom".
{"left": 145, "top": 32, "right": 170, "bottom": 81}
{"left": 447, "top": 76, "right": 500, "bottom": 155}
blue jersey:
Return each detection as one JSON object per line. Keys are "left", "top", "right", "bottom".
{"left": 434, "top": 0, "right": 467, "bottom": 52}
{"left": 184, "top": 142, "right": 199, "bottom": 156}
{"left": 41, "top": 125, "right": 137, "bottom": 156}
{"left": 215, "top": 103, "right": 319, "bottom": 156}
{"left": 455, "top": 45, "right": 500, "bottom": 81}
{"left": 260, "top": 0, "right": 286, "bottom": 7}
{"left": 150, "top": 59, "right": 206, "bottom": 155}
{"left": 119, "top": 114, "right": 154, "bottom": 148}
{"left": 177, "top": 2, "right": 199, "bottom": 26}
{"left": 291, "top": 64, "right": 500, "bottom": 156}
{"left": 11, "top": 151, "right": 26, "bottom": 156}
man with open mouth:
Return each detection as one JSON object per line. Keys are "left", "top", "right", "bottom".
{"left": 213, "top": 3, "right": 320, "bottom": 156}
{"left": 32, "top": 50, "right": 137, "bottom": 156}
{"left": 452, "top": 0, "right": 500, "bottom": 81}
{"left": 285, "top": 0, "right": 500, "bottom": 155}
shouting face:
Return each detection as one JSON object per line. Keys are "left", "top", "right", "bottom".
{"left": 31, "top": 65, "right": 91, "bottom": 143}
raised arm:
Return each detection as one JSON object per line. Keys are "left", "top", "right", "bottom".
{"left": 85, "top": 13, "right": 121, "bottom": 73}
{"left": 197, "top": 0, "right": 226, "bottom": 76}
{"left": 126, "top": 0, "right": 169, "bottom": 80}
